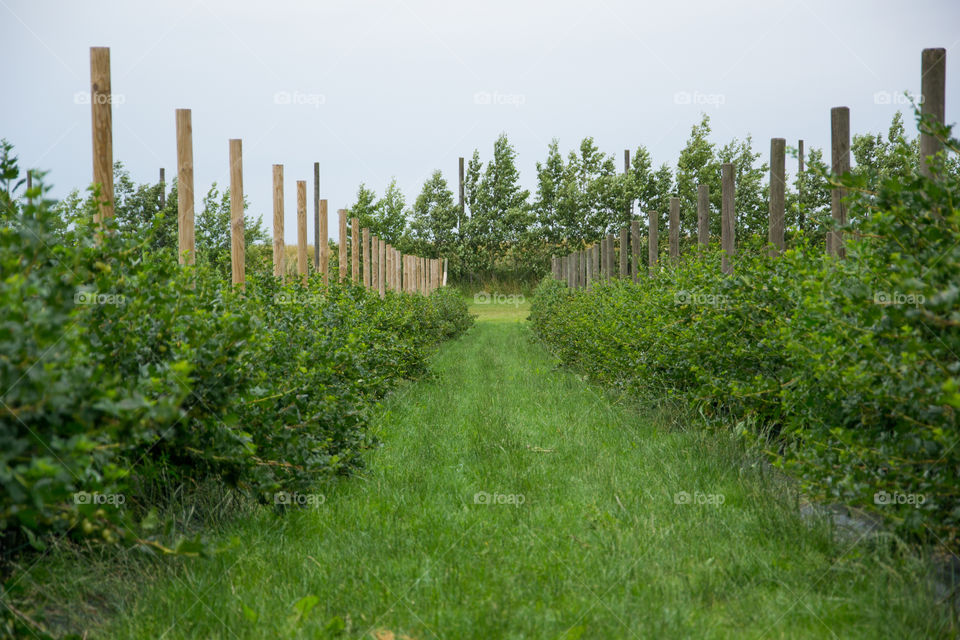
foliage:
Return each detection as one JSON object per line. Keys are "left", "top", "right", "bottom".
{"left": 530, "top": 118, "right": 960, "bottom": 547}
{"left": 0, "top": 141, "right": 472, "bottom": 577}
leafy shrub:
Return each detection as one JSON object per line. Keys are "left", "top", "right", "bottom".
{"left": 0, "top": 142, "right": 473, "bottom": 567}
{"left": 530, "top": 123, "right": 960, "bottom": 546}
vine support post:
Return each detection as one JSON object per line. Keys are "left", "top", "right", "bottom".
{"left": 769, "top": 137, "right": 786, "bottom": 256}
{"left": 176, "top": 109, "right": 195, "bottom": 265}
{"left": 721, "top": 162, "right": 735, "bottom": 274}
{"left": 920, "top": 47, "right": 946, "bottom": 177}
{"left": 90, "top": 46, "right": 114, "bottom": 227}
{"left": 272, "top": 164, "right": 284, "bottom": 279}
{"left": 229, "top": 139, "right": 245, "bottom": 287}
{"left": 828, "top": 107, "right": 850, "bottom": 258}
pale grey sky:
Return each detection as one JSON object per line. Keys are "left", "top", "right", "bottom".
{"left": 3, "top": 0, "right": 958, "bottom": 243}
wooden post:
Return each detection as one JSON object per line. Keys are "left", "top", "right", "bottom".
{"left": 297, "top": 181, "right": 308, "bottom": 284}
{"left": 829, "top": 107, "right": 850, "bottom": 258}
{"left": 920, "top": 48, "right": 946, "bottom": 177}
{"left": 338, "top": 209, "right": 347, "bottom": 282}
{"left": 561, "top": 255, "right": 568, "bottom": 286}
{"left": 229, "top": 139, "right": 244, "bottom": 287}
{"left": 619, "top": 226, "right": 629, "bottom": 277}
{"left": 371, "top": 235, "right": 379, "bottom": 292}
{"left": 90, "top": 47, "right": 114, "bottom": 225}
{"left": 272, "top": 164, "right": 284, "bottom": 279}
{"left": 319, "top": 199, "right": 329, "bottom": 284}
{"left": 363, "top": 228, "right": 371, "bottom": 289}
{"left": 378, "top": 239, "right": 386, "bottom": 298}
{"left": 648, "top": 210, "right": 658, "bottom": 276}
{"left": 797, "top": 140, "right": 805, "bottom": 232}
{"left": 313, "top": 163, "right": 320, "bottom": 269}
{"left": 624, "top": 149, "right": 632, "bottom": 220}
{"left": 630, "top": 219, "right": 641, "bottom": 282}
{"left": 697, "top": 184, "right": 709, "bottom": 247}
{"left": 458, "top": 156, "right": 465, "bottom": 229}
{"left": 580, "top": 250, "right": 587, "bottom": 288}
{"left": 669, "top": 197, "right": 680, "bottom": 259}
{"left": 351, "top": 217, "right": 360, "bottom": 283}
{"left": 159, "top": 168, "right": 165, "bottom": 209}
{"left": 769, "top": 137, "right": 786, "bottom": 256}
{"left": 721, "top": 162, "right": 735, "bottom": 274}
{"left": 176, "top": 109, "right": 195, "bottom": 265}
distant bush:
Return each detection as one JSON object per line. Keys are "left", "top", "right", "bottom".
{"left": 530, "top": 123, "right": 960, "bottom": 546}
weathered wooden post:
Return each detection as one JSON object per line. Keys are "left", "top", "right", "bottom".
{"left": 363, "top": 228, "right": 371, "bottom": 289}
{"left": 828, "top": 107, "right": 850, "bottom": 258}
{"left": 229, "top": 139, "right": 244, "bottom": 287}
{"left": 371, "top": 235, "right": 379, "bottom": 292}
{"left": 378, "top": 239, "right": 386, "bottom": 298}
{"left": 90, "top": 47, "right": 114, "bottom": 225}
{"left": 669, "top": 197, "right": 680, "bottom": 259}
{"left": 697, "top": 184, "right": 709, "bottom": 247}
{"left": 619, "top": 226, "right": 629, "bottom": 277}
{"left": 313, "top": 163, "right": 320, "bottom": 269}
{"left": 797, "top": 140, "right": 805, "bottom": 232}
{"left": 338, "top": 209, "right": 348, "bottom": 282}
{"left": 920, "top": 48, "right": 946, "bottom": 177}
{"left": 769, "top": 137, "right": 786, "bottom": 256}
{"left": 297, "top": 181, "right": 308, "bottom": 284}
{"left": 631, "top": 219, "right": 641, "bottom": 282}
{"left": 721, "top": 162, "right": 735, "bottom": 274}
{"left": 176, "top": 109, "right": 195, "bottom": 265}
{"left": 648, "top": 210, "right": 658, "bottom": 276}
{"left": 159, "top": 168, "right": 165, "bottom": 208}
{"left": 561, "top": 255, "right": 568, "bottom": 286}
{"left": 351, "top": 217, "right": 360, "bottom": 283}
{"left": 606, "top": 234, "right": 616, "bottom": 278}
{"left": 458, "top": 156, "right": 465, "bottom": 229}
{"left": 624, "top": 149, "right": 632, "bottom": 221}
{"left": 272, "top": 164, "right": 284, "bottom": 279}
{"left": 319, "top": 199, "right": 329, "bottom": 284}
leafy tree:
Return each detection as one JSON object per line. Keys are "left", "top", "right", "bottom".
{"left": 409, "top": 170, "right": 458, "bottom": 258}
{"left": 718, "top": 135, "right": 767, "bottom": 234}
{"left": 675, "top": 114, "right": 719, "bottom": 236}
{"left": 195, "top": 183, "right": 269, "bottom": 278}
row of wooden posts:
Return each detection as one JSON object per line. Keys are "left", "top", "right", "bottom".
{"left": 554, "top": 47, "right": 947, "bottom": 288}
{"left": 87, "top": 46, "right": 445, "bottom": 296}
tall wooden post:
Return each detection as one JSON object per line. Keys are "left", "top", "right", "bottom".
{"left": 669, "top": 197, "right": 680, "bottom": 259}
{"left": 648, "top": 210, "right": 658, "bottom": 276}
{"left": 351, "top": 217, "right": 360, "bottom": 283}
{"left": 371, "top": 235, "right": 379, "bottom": 291}
{"left": 272, "top": 164, "right": 284, "bottom": 279}
{"left": 159, "top": 168, "right": 165, "bottom": 209}
{"left": 90, "top": 47, "right": 114, "bottom": 225}
{"left": 721, "top": 162, "right": 735, "bottom": 274}
{"left": 378, "top": 239, "right": 386, "bottom": 298}
{"left": 829, "top": 107, "right": 850, "bottom": 258}
{"left": 920, "top": 48, "right": 946, "bottom": 177}
{"left": 458, "top": 156, "right": 465, "bottom": 230}
{"left": 313, "top": 163, "right": 320, "bottom": 269}
{"left": 297, "top": 181, "right": 308, "bottom": 284}
{"left": 769, "top": 137, "right": 786, "bottom": 256}
{"left": 619, "top": 226, "right": 629, "bottom": 277}
{"left": 338, "top": 210, "right": 348, "bottom": 282}
{"left": 697, "top": 184, "right": 709, "bottom": 247}
{"left": 176, "top": 109, "right": 195, "bottom": 265}
{"left": 624, "top": 149, "right": 632, "bottom": 220}
{"left": 630, "top": 219, "right": 641, "bottom": 282}
{"left": 229, "top": 139, "right": 244, "bottom": 287}
{"left": 798, "top": 140, "right": 805, "bottom": 232}
{"left": 363, "top": 228, "right": 371, "bottom": 289}
{"left": 606, "top": 234, "right": 616, "bottom": 278}
{"left": 319, "top": 199, "right": 329, "bottom": 284}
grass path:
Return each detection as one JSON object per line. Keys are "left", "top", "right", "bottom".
{"left": 60, "top": 301, "right": 949, "bottom": 638}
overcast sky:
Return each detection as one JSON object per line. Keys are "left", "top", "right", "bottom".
{"left": 3, "top": 0, "right": 958, "bottom": 243}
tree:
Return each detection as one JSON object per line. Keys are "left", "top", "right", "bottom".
{"left": 718, "top": 135, "right": 767, "bottom": 234}
{"left": 409, "top": 170, "right": 458, "bottom": 258}
{"left": 195, "top": 183, "right": 269, "bottom": 278}
{"left": 675, "top": 114, "right": 719, "bottom": 237}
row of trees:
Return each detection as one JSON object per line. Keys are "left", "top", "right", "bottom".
{"left": 349, "top": 111, "right": 926, "bottom": 282}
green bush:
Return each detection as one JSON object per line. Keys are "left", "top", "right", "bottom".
{"left": 530, "top": 125, "right": 960, "bottom": 546}
{"left": 0, "top": 142, "right": 473, "bottom": 566}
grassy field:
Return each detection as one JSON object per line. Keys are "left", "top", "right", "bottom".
{"left": 14, "top": 297, "right": 954, "bottom": 638}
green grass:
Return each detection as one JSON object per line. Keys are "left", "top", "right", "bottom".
{"left": 14, "top": 310, "right": 955, "bottom": 638}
